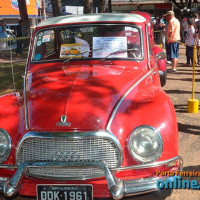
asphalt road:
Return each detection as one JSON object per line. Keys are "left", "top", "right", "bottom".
{"left": 1, "top": 45, "right": 200, "bottom": 200}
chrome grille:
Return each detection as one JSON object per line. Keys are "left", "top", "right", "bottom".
{"left": 17, "top": 134, "right": 121, "bottom": 179}
{"left": 26, "top": 167, "right": 104, "bottom": 179}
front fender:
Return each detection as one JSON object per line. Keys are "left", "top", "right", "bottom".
{"left": 108, "top": 87, "right": 178, "bottom": 166}
{"left": 0, "top": 92, "right": 25, "bottom": 164}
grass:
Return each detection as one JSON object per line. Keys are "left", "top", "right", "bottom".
{"left": 0, "top": 48, "right": 28, "bottom": 96}
{"left": 0, "top": 62, "right": 26, "bottom": 95}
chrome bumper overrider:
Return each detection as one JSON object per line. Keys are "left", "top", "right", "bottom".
{"left": 0, "top": 156, "right": 183, "bottom": 200}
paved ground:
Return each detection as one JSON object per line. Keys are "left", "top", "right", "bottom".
{"left": 1, "top": 45, "right": 200, "bottom": 200}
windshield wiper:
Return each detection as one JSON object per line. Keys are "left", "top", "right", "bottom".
{"left": 100, "top": 48, "right": 139, "bottom": 62}
{"left": 80, "top": 48, "right": 103, "bottom": 57}
{"left": 63, "top": 48, "right": 103, "bottom": 64}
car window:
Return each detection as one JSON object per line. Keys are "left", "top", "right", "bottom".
{"left": 34, "top": 30, "right": 56, "bottom": 61}
{"left": 32, "top": 24, "right": 143, "bottom": 62}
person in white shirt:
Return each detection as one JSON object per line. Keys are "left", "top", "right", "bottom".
{"left": 194, "top": 14, "right": 199, "bottom": 22}
{"left": 185, "top": 19, "right": 195, "bottom": 65}
{"left": 195, "top": 12, "right": 200, "bottom": 65}
{"left": 182, "top": 16, "right": 188, "bottom": 42}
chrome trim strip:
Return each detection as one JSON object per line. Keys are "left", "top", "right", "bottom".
{"left": 0, "top": 165, "right": 18, "bottom": 169}
{"left": 15, "top": 130, "right": 123, "bottom": 166}
{"left": 0, "top": 178, "right": 8, "bottom": 181}
{"left": 24, "top": 38, "right": 32, "bottom": 130}
{"left": 111, "top": 156, "right": 182, "bottom": 171}
{"left": 146, "top": 24, "right": 151, "bottom": 70}
{"left": 106, "top": 61, "right": 157, "bottom": 132}
{"left": 0, "top": 156, "right": 182, "bottom": 172}
{"left": 0, "top": 177, "right": 8, "bottom": 192}
{"left": 24, "top": 74, "right": 29, "bottom": 130}
{"left": 27, "top": 171, "right": 104, "bottom": 181}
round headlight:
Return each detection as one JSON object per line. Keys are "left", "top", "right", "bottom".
{"left": 0, "top": 129, "right": 11, "bottom": 163}
{"left": 128, "top": 126, "right": 163, "bottom": 163}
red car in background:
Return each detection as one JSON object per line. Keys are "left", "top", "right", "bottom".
{"left": 0, "top": 13, "right": 181, "bottom": 200}
{"left": 131, "top": 11, "right": 167, "bottom": 86}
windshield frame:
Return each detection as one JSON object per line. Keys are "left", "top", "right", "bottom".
{"left": 31, "top": 23, "right": 144, "bottom": 64}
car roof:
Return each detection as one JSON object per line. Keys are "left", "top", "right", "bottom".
{"left": 37, "top": 13, "right": 146, "bottom": 28}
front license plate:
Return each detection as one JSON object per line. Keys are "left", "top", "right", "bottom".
{"left": 37, "top": 184, "right": 93, "bottom": 200}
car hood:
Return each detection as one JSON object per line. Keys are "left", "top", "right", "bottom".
{"left": 26, "top": 62, "right": 145, "bottom": 131}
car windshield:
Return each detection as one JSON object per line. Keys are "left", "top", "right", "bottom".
{"left": 32, "top": 24, "right": 143, "bottom": 62}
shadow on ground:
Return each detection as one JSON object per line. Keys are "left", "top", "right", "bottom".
{"left": 178, "top": 123, "right": 200, "bottom": 135}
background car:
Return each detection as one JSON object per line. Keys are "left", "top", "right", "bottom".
{"left": 6, "top": 29, "right": 17, "bottom": 49}
{"left": 130, "top": 11, "right": 167, "bottom": 86}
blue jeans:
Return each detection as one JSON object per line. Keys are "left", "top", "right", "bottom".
{"left": 186, "top": 46, "right": 193, "bottom": 64}
{"left": 165, "top": 42, "right": 171, "bottom": 61}
{"left": 170, "top": 42, "right": 179, "bottom": 58}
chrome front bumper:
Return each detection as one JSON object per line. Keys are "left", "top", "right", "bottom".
{"left": 0, "top": 156, "right": 183, "bottom": 200}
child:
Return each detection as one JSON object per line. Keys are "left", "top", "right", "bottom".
{"left": 195, "top": 19, "right": 200, "bottom": 65}
{"left": 185, "top": 19, "right": 195, "bottom": 65}
{"left": 195, "top": 31, "right": 200, "bottom": 65}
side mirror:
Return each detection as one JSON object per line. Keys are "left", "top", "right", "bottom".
{"left": 156, "top": 52, "right": 166, "bottom": 60}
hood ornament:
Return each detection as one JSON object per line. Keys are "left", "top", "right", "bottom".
{"left": 56, "top": 115, "right": 71, "bottom": 127}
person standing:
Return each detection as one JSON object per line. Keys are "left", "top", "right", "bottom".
{"left": 182, "top": 15, "right": 188, "bottom": 42}
{"left": 195, "top": 12, "right": 200, "bottom": 65}
{"left": 164, "top": 10, "right": 181, "bottom": 72}
{"left": 154, "top": 18, "right": 161, "bottom": 44}
{"left": 185, "top": 19, "right": 195, "bottom": 65}
{"left": 194, "top": 13, "right": 199, "bottom": 22}
{"left": 0, "top": 20, "right": 7, "bottom": 59}
{"left": 164, "top": 20, "right": 171, "bottom": 64}
{"left": 16, "top": 20, "right": 24, "bottom": 56}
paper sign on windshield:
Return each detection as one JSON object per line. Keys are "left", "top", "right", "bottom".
{"left": 42, "top": 35, "right": 51, "bottom": 42}
{"left": 92, "top": 37, "right": 127, "bottom": 58}
{"left": 60, "top": 43, "right": 82, "bottom": 58}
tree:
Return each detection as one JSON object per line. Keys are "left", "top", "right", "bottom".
{"left": 84, "top": 0, "right": 93, "bottom": 14}
{"left": 98, "top": 0, "right": 106, "bottom": 13}
{"left": 51, "top": 0, "right": 62, "bottom": 17}
{"left": 171, "top": 0, "right": 193, "bottom": 14}
{"left": 17, "top": 0, "right": 30, "bottom": 47}
{"left": 108, "top": 0, "right": 112, "bottom": 12}
{"left": 17, "top": 0, "right": 30, "bottom": 37}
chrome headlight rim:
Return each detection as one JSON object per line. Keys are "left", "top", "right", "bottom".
{"left": 0, "top": 128, "right": 11, "bottom": 163}
{"left": 128, "top": 125, "right": 163, "bottom": 164}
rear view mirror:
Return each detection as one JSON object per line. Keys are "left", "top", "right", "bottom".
{"left": 156, "top": 52, "right": 166, "bottom": 60}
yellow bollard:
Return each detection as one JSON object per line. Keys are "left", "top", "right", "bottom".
{"left": 188, "top": 99, "right": 199, "bottom": 113}
{"left": 187, "top": 45, "right": 199, "bottom": 113}
{"left": 160, "top": 31, "right": 162, "bottom": 49}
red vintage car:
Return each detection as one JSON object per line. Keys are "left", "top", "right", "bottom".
{"left": 0, "top": 13, "right": 182, "bottom": 200}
